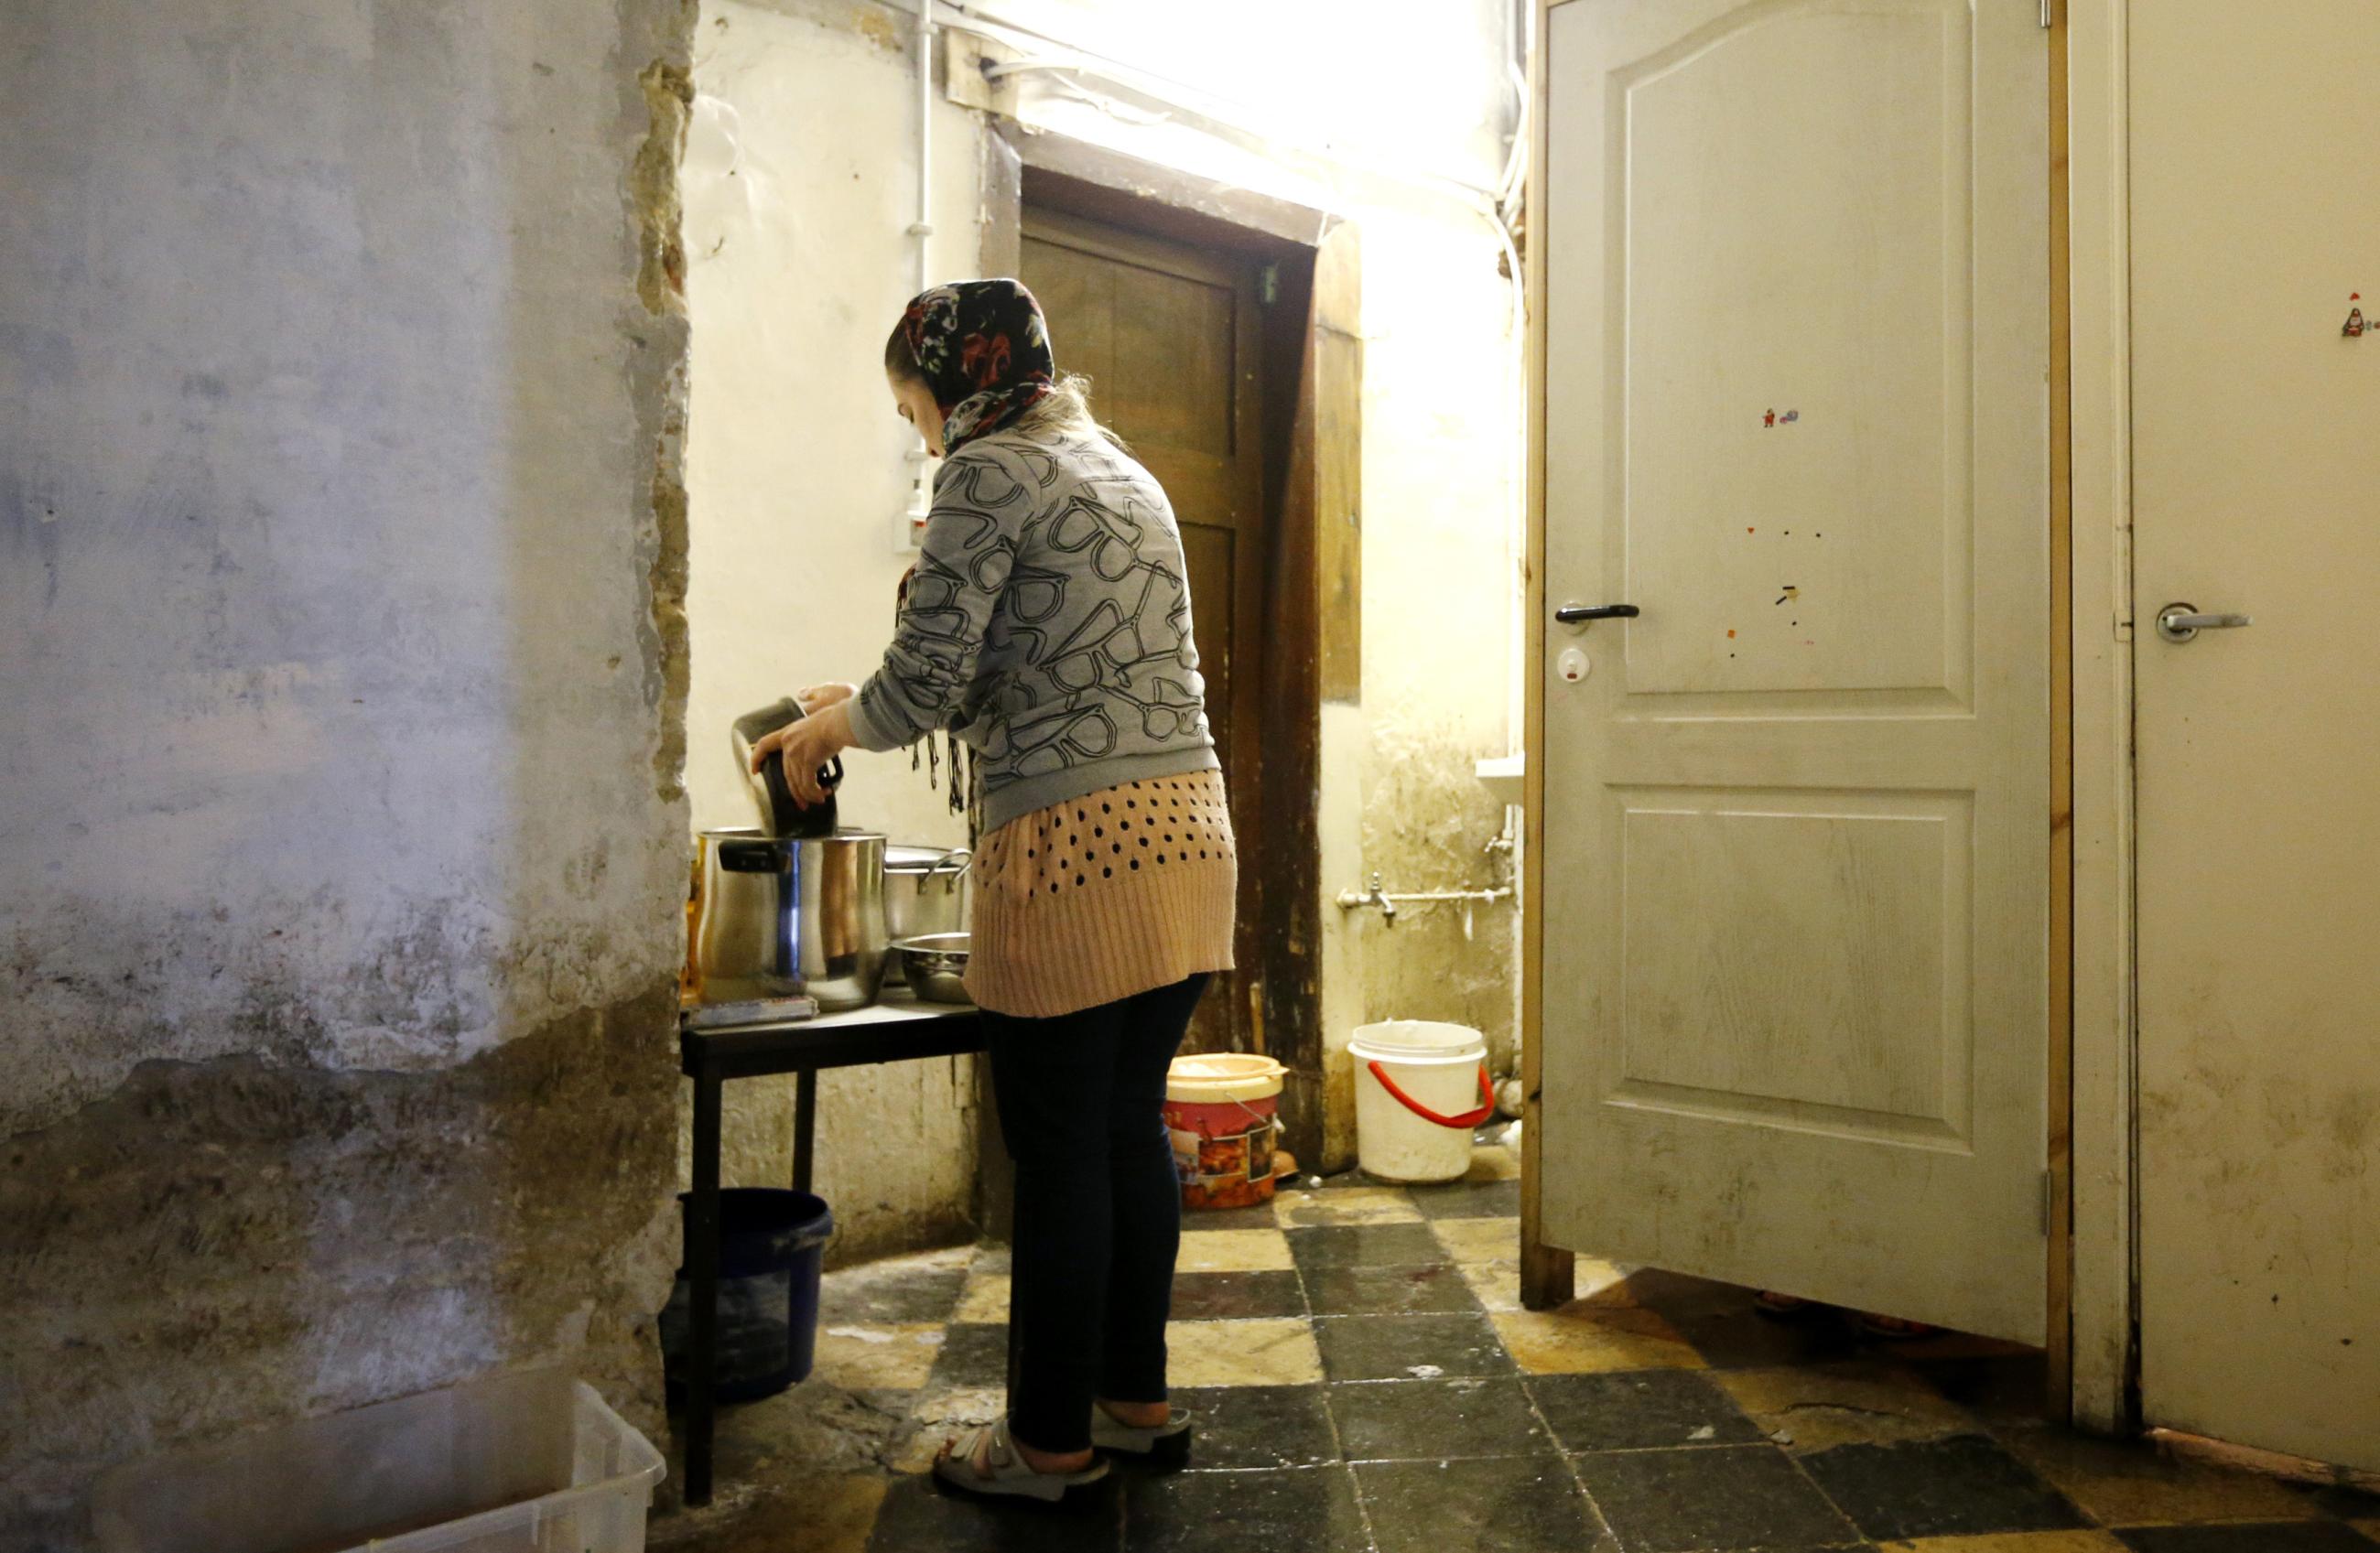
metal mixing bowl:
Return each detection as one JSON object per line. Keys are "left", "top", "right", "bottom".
{"left": 892, "top": 933, "right": 971, "bottom": 1005}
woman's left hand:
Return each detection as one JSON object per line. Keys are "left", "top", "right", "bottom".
{"left": 750, "top": 702, "right": 854, "bottom": 808}
{"left": 796, "top": 682, "right": 860, "bottom": 715}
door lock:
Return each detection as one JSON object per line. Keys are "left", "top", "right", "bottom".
{"left": 2156, "top": 603, "right": 2253, "bottom": 643}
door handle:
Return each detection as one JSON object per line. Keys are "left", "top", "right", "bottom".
{"left": 1555, "top": 603, "right": 1639, "bottom": 625}
{"left": 2156, "top": 604, "right": 2253, "bottom": 643}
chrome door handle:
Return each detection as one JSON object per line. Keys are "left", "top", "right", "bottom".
{"left": 2156, "top": 604, "right": 2253, "bottom": 643}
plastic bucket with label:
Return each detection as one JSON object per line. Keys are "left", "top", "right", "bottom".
{"left": 1164, "top": 1052, "right": 1285, "bottom": 1211}
{"left": 1350, "top": 1021, "right": 1492, "bottom": 1182}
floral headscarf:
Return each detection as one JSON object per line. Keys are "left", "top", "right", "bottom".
{"left": 892, "top": 279, "right": 1056, "bottom": 453}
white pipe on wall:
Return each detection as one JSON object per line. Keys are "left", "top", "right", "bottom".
{"left": 898, "top": 0, "right": 937, "bottom": 550}
{"left": 911, "top": 0, "right": 935, "bottom": 284}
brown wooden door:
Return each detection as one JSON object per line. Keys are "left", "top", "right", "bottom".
{"left": 1021, "top": 209, "right": 1267, "bottom": 1055}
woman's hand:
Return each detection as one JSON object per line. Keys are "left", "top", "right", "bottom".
{"left": 796, "top": 682, "right": 860, "bottom": 715}
{"left": 750, "top": 701, "right": 856, "bottom": 808}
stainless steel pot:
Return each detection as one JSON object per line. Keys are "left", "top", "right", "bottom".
{"left": 883, "top": 845, "right": 972, "bottom": 945}
{"left": 689, "top": 828, "right": 888, "bottom": 1010}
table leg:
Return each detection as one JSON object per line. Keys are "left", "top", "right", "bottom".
{"left": 793, "top": 1068, "right": 817, "bottom": 1195}
{"left": 686, "top": 1064, "right": 723, "bottom": 1508}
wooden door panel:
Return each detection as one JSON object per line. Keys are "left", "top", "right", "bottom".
{"left": 1022, "top": 221, "right": 1245, "bottom": 526}
{"left": 1023, "top": 239, "right": 1119, "bottom": 392}
{"left": 1540, "top": 0, "right": 2049, "bottom": 1343}
{"left": 1614, "top": 794, "right": 1970, "bottom": 1140}
{"left": 1108, "top": 267, "right": 1236, "bottom": 458}
{"left": 1178, "top": 522, "right": 1235, "bottom": 783}
{"left": 1176, "top": 517, "right": 1239, "bottom": 1055}
{"left": 1617, "top": 5, "right": 1968, "bottom": 703}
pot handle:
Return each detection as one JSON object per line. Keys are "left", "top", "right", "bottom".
{"left": 716, "top": 836, "right": 792, "bottom": 873}
{"left": 932, "top": 848, "right": 974, "bottom": 891}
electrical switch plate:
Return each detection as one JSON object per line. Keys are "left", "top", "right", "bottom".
{"left": 894, "top": 451, "right": 935, "bottom": 554}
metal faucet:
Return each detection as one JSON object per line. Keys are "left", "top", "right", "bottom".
{"left": 1359, "top": 871, "right": 1397, "bottom": 925}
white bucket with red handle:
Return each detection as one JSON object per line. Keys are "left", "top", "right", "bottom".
{"left": 1349, "top": 1020, "right": 1492, "bottom": 1183}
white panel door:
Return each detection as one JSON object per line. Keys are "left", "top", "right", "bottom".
{"left": 2132, "top": 0, "right": 2380, "bottom": 1470}
{"left": 1539, "top": 0, "right": 2050, "bottom": 1342}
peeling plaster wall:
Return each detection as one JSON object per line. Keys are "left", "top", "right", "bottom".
{"left": 682, "top": 0, "right": 990, "bottom": 1264}
{"left": 1347, "top": 202, "right": 1525, "bottom": 1080}
{"left": 0, "top": 0, "right": 698, "bottom": 1543}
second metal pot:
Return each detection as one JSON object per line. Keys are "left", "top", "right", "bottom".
{"left": 688, "top": 828, "right": 888, "bottom": 1010}
{"left": 883, "top": 845, "right": 971, "bottom": 945}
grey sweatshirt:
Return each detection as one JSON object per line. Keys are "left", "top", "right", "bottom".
{"left": 845, "top": 422, "right": 1221, "bottom": 834}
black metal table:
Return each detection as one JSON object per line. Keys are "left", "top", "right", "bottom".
{"left": 677, "top": 991, "right": 987, "bottom": 1507}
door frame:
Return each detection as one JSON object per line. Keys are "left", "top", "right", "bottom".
{"left": 980, "top": 126, "right": 1352, "bottom": 1162}
{"left": 1519, "top": 0, "right": 1574, "bottom": 1316}
{"left": 1520, "top": 0, "right": 2123, "bottom": 1427}
{"left": 2061, "top": 0, "right": 2137, "bottom": 1436}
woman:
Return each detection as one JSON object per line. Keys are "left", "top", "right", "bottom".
{"left": 752, "top": 278, "right": 1234, "bottom": 1502}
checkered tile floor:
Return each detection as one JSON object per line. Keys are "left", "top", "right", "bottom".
{"left": 652, "top": 1152, "right": 2380, "bottom": 1553}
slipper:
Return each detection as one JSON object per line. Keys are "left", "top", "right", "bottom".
{"left": 1091, "top": 1404, "right": 1194, "bottom": 1466}
{"left": 1857, "top": 1312, "right": 1938, "bottom": 1340}
{"left": 1753, "top": 1289, "right": 1827, "bottom": 1321}
{"left": 932, "top": 1418, "right": 1109, "bottom": 1504}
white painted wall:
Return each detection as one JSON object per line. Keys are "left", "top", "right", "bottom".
{"left": 1349, "top": 199, "right": 1526, "bottom": 1079}
{"left": 684, "top": 0, "right": 990, "bottom": 1261}
{"left": 684, "top": 0, "right": 987, "bottom": 848}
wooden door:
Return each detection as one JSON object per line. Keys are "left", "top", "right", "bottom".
{"left": 2131, "top": 0, "right": 2380, "bottom": 1470}
{"left": 1021, "top": 209, "right": 1268, "bottom": 1054}
{"left": 1537, "top": 0, "right": 2051, "bottom": 1342}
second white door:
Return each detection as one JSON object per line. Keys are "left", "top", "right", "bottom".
{"left": 2130, "top": 0, "right": 2380, "bottom": 1472}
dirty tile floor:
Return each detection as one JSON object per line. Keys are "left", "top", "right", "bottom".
{"left": 651, "top": 1149, "right": 2380, "bottom": 1553}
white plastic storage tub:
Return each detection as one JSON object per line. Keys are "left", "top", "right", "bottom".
{"left": 1350, "top": 1020, "right": 1494, "bottom": 1183}
{"left": 92, "top": 1369, "right": 665, "bottom": 1553}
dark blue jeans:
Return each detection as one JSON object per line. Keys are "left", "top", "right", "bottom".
{"left": 984, "top": 973, "right": 1209, "bottom": 1454}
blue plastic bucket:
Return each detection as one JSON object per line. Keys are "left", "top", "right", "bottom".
{"left": 661, "top": 1189, "right": 835, "bottom": 1404}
